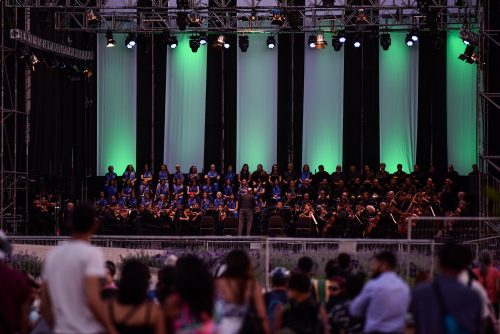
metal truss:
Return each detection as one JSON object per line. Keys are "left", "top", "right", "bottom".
{"left": 1, "top": 3, "right": 30, "bottom": 232}
{"left": 6, "top": 0, "right": 479, "bottom": 33}
{"left": 10, "top": 29, "right": 94, "bottom": 60}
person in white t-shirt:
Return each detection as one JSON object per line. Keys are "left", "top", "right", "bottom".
{"left": 40, "top": 202, "right": 117, "bottom": 334}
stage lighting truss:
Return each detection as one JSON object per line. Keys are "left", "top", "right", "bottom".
{"left": 4, "top": 0, "right": 478, "bottom": 34}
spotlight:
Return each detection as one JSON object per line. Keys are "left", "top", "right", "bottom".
{"left": 267, "top": 35, "right": 276, "bottom": 49}
{"left": 405, "top": 33, "right": 414, "bottom": 46}
{"left": 410, "top": 30, "right": 418, "bottom": 42}
{"left": 125, "top": 33, "right": 137, "bottom": 49}
{"left": 338, "top": 31, "right": 346, "bottom": 43}
{"left": 355, "top": 8, "right": 368, "bottom": 25}
{"left": 459, "top": 29, "right": 478, "bottom": 46}
{"left": 249, "top": 9, "right": 257, "bottom": 21}
{"left": 353, "top": 34, "right": 361, "bottom": 48}
{"left": 189, "top": 36, "right": 201, "bottom": 52}
{"left": 199, "top": 33, "right": 207, "bottom": 45}
{"left": 189, "top": 15, "right": 202, "bottom": 27}
{"left": 105, "top": 30, "right": 116, "bottom": 48}
{"left": 166, "top": 35, "right": 178, "bottom": 49}
{"left": 458, "top": 45, "right": 478, "bottom": 64}
{"left": 314, "top": 34, "right": 327, "bottom": 49}
{"left": 215, "top": 35, "right": 229, "bottom": 49}
{"left": 176, "top": 12, "right": 189, "bottom": 31}
{"left": 271, "top": 8, "right": 284, "bottom": 26}
{"left": 308, "top": 35, "right": 316, "bottom": 48}
{"left": 380, "top": 33, "right": 391, "bottom": 51}
{"left": 85, "top": 9, "right": 99, "bottom": 25}
{"left": 239, "top": 35, "right": 249, "bottom": 52}
{"left": 332, "top": 35, "right": 343, "bottom": 51}
{"left": 30, "top": 53, "right": 40, "bottom": 71}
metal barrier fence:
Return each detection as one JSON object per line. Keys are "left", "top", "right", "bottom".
{"left": 10, "top": 235, "right": 452, "bottom": 288}
{"left": 407, "top": 217, "right": 500, "bottom": 242}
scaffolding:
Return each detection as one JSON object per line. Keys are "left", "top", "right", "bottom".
{"left": 0, "top": 2, "right": 30, "bottom": 232}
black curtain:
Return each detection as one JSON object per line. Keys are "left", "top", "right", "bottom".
{"left": 343, "top": 30, "right": 380, "bottom": 170}
{"left": 28, "top": 9, "right": 95, "bottom": 196}
{"left": 136, "top": 33, "right": 167, "bottom": 174}
{"left": 416, "top": 31, "right": 447, "bottom": 172}
{"left": 277, "top": 32, "right": 304, "bottom": 172}
{"left": 203, "top": 0, "right": 237, "bottom": 173}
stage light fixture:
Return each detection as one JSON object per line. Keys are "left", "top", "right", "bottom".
{"left": 85, "top": 9, "right": 99, "bottom": 25}
{"left": 166, "top": 35, "right": 178, "bottom": 49}
{"left": 459, "top": 29, "right": 478, "bottom": 46}
{"left": 189, "top": 35, "right": 201, "bottom": 52}
{"left": 458, "top": 45, "right": 478, "bottom": 64}
{"left": 215, "top": 35, "right": 230, "bottom": 49}
{"left": 271, "top": 8, "right": 284, "bottom": 26}
{"left": 410, "top": 30, "right": 419, "bottom": 42}
{"left": 176, "top": 12, "right": 189, "bottom": 31}
{"left": 239, "top": 35, "right": 249, "bottom": 52}
{"left": 106, "top": 30, "right": 116, "bottom": 48}
{"left": 338, "top": 32, "right": 346, "bottom": 43}
{"left": 353, "top": 34, "right": 361, "bottom": 48}
{"left": 308, "top": 35, "right": 316, "bottom": 48}
{"left": 332, "top": 35, "right": 343, "bottom": 51}
{"left": 189, "top": 15, "right": 202, "bottom": 27}
{"left": 379, "top": 33, "right": 391, "bottom": 51}
{"left": 315, "top": 33, "right": 327, "bottom": 49}
{"left": 267, "top": 35, "right": 276, "bottom": 49}
{"left": 355, "top": 8, "right": 368, "bottom": 25}
{"left": 125, "top": 33, "right": 137, "bottom": 49}
{"left": 30, "top": 53, "right": 40, "bottom": 71}
{"left": 199, "top": 33, "right": 207, "bottom": 45}
{"left": 405, "top": 33, "right": 414, "bottom": 46}
{"left": 249, "top": 9, "right": 257, "bottom": 21}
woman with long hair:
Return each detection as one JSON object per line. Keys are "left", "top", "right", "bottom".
{"left": 214, "top": 250, "right": 270, "bottom": 334}
{"left": 108, "top": 260, "right": 165, "bottom": 334}
{"left": 162, "top": 255, "right": 215, "bottom": 334}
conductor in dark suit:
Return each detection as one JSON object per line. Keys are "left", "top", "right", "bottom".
{"left": 238, "top": 188, "right": 256, "bottom": 236}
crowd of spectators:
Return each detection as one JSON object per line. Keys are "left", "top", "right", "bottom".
{"left": 89, "top": 161, "right": 478, "bottom": 237}
{"left": 0, "top": 203, "right": 498, "bottom": 334}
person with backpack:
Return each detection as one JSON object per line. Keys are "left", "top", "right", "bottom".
{"left": 409, "top": 243, "right": 482, "bottom": 334}
{"left": 264, "top": 267, "right": 289, "bottom": 332}
{"left": 278, "top": 272, "right": 328, "bottom": 334}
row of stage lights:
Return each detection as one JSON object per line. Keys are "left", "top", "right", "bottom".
{"left": 106, "top": 28, "right": 478, "bottom": 63}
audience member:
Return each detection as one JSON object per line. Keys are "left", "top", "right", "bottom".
{"left": 350, "top": 251, "right": 410, "bottom": 334}
{"left": 264, "top": 267, "right": 290, "bottom": 332}
{"left": 215, "top": 250, "right": 270, "bottom": 334}
{"left": 409, "top": 243, "right": 482, "bottom": 334}
{"left": 40, "top": 202, "right": 117, "bottom": 334}
{"left": 109, "top": 260, "right": 164, "bottom": 334}
{"left": 0, "top": 231, "right": 31, "bottom": 334}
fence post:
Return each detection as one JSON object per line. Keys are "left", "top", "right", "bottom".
{"left": 430, "top": 241, "right": 435, "bottom": 278}
{"left": 265, "top": 237, "right": 270, "bottom": 291}
{"left": 407, "top": 217, "right": 412, "bottom": 240}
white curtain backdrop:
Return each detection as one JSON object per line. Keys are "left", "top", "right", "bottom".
{"left": 164, "top": 35, "right": 207, "bottom": 173}
{"left": 302, "top": 35, "right": 344, "bottom": 173}
{"left": 96, "top": 33, "right": 137, "bottom": 175}
{"left": 379, "top": 32, "right": 419, "bottom": 173}
{"left": 236, "top": 33, "right": 278, "bottom": 172}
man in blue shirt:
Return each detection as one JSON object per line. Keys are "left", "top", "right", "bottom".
{"left": 105, "top": 165, "right": 117, "bottom": 184}
{"left": 173, "top": 164, "right": 184, "bottom": 184}
{"left": 350, "top": 251, "right": 410, "bottom": 334}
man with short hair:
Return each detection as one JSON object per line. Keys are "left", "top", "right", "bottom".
{"left": 41, "top": 202, "right": 117, "bottom": 334}
{"left": 350, "top": 251, "right": 410, "bottom": 334}
{"left": 409, "top": 243, "right": 482, "bottom": 334}
{"left": 238, "top": 188, "right": 255, "bottom": 236}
